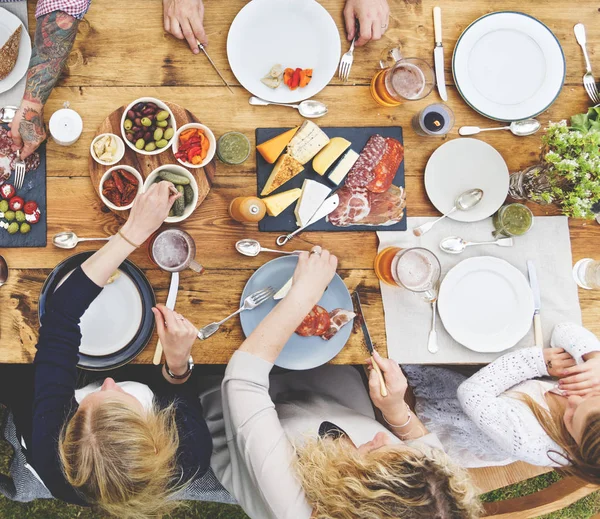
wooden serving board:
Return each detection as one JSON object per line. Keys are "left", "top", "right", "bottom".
{"left": 89, "top": 102, "right": 216, "bottom": 218}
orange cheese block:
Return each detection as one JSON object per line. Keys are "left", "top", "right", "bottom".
{"left": 257, "top": 127, "right": 299, "bottom": 164}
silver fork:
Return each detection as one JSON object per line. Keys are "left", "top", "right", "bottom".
{"left": 338, "top": 35, "right": 357, "bottom": 82}
{"left": 13, "top": 150, "right": 26, "bottom": 190}
{"left": 197, "top": 286, "right": 275, "bottom": 340}
{"left": 574, "top": 23, "right": 600, "bottom": 104}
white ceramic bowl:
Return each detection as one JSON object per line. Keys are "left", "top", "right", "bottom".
{"left": 143, "top": 164, "right": 199, "bottom": 223}
{"left": 99, "top": 165, "right": 143, "bottom": 211}
{"left": 172, "top": 123, "right": 216, "bottom": 169}
{"left": 120, "top": 97, "right": 177, "bottom": 156}
{"left": 90, "top": 133, "right": 125, "bottom": 166}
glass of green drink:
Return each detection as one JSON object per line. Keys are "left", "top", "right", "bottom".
{"left": 492, "top": 203, "right": 534, "bottom": 238}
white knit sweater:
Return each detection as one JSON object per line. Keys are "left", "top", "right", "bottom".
{"left": 457, "top": 323, "right": 600, "bottom": 467}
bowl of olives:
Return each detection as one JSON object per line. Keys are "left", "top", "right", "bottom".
{"left": 120, "top": 97, "right": 177, "bottom": 156}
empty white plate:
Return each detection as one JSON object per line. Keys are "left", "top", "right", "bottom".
{"left": 0, "top": 8, "right": 31, "bottom": 95}
{"left": 453, "top": 11, "right": 565, "bottom": 121}
{"left": 424, "top": 138, "right": 509, "bottom": 222}
{"left": 227, "top": 0, "right": 341, "bottom": 103}
{"left": 438, "top": 257, "right": 534, "bottom": 352}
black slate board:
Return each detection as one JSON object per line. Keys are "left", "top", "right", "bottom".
{"left": 256, "top": 126, "right": 406, "bottom": 233}
{"left": 0, "top": 124, "right": 47, "bottom": 248}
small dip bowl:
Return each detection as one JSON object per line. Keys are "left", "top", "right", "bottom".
{"left": 217, "top": 131, "right": 251, "bottom": 165}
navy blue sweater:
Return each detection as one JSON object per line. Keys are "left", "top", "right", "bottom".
{"left": 31, "top": 266, "right": 212, "bottom": 505}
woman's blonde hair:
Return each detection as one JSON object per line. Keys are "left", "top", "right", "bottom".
{"left": 520, "top": 394, "right": 600, "bottom": 484}
{"left": 59, "top": 396, "right": 184, "bottom": 519}
{"left": 294, "top": 436, "right": 481, "bottom": 519}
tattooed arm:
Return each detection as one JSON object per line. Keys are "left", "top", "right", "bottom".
{"left": 10, "top": 12, "right": 80, "bottom": 159}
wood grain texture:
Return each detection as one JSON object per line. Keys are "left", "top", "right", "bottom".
{"left": 469, "top": 463, "right": 550, "bottom": 494}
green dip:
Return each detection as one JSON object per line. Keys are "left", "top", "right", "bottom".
{"left": 217, "top": 132, "right": 251, "bottom": 165}
{"left": 493, "top": 203, "right": 533, "bottom": 236}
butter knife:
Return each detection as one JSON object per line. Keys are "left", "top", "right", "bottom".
{"left": 433, "top": 7, "right": 448, "bottom": 102}
{"left": 152, "top": 271, "right": 179, "bottom": 365}
{"left": 527, "top": 260, "right": 543, "bottom": 347}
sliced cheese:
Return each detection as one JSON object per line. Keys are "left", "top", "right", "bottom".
{"left": 312, "top": 137, "right": 351, "bottom": 175}
{"left": 263, "top": 188, "right": 302, "bottom": 217}
{"left": 328, "top": 149, "right": 359, "bottom": 186}
{"left": 273, "top": 276, "right": 293, "bottom": 300}
{"left": 294, "top": 179, "right": 331, "bottom": 227}
{"left": 261, "top": 153, "right": 304, "bottom": 196}
{"left": 257, "top": 127, "right": 299, "bottom": 164}
{"left": 287, "top": 120, "right": 330, "bottom": 165}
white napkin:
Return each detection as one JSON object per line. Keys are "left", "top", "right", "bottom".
{"left": 0, "top": 1, "right": 29, "bottom": 108}
{"left": 377, "top": 215, "right": 581, "bottom": 364}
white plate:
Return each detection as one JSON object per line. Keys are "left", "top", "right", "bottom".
{"left": 424, "top": 138, "right": 509, "bottom": 222}
{"left": 56, "top": 269, "right": 143, "bottom": 356}
{"left": 438, "top": 257, "right": 534, "bottom": 352}
{"left": 0, "top": 8, "right": 31, "bottom": 95}
{"left": 227, "top": 0, "right": 341, "bottom": 103}
{"left": 453, "top": 11, "right": 565, "bottom": 121}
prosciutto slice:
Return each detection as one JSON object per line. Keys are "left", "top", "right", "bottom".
{"left": 322, "top": 309, "right": 356, "bottom": 341}
{"left": 361, "top": 185, "right": 406, "bottom": 226}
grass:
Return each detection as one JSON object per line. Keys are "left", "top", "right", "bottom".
{"left": 0, "top": 406, "right": 597, "bottom": 518}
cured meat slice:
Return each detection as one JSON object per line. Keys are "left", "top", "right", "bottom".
{"left": 327, "top": 186, "right": 370, "bottom": 227}
{"left": 322, "top": 309, "right": 356, "bottom": 341}
{"left": 366, "top": 138, "right": 404, "bottom": 193}
{"left": 0, "top": 127, "right": 41, "bottom": 173}
{"left": 314, "top": 306, "right": 331, "bottom": 336}
{"left": 360, "top": 185, "right": 406, "bottom": 226}
{"left": 296, "top": 305, "right": 329, "bottom": 337}
{"left": 344, "top": 134, "right": 386, "bottom": 190}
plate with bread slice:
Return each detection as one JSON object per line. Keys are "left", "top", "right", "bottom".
{"left": 0, "top": 7, "right": 31, "bottom": 95}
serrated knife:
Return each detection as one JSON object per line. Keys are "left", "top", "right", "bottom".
{"left": 433, "top": 7, "right": 448, "bottom": 102}
{"left": 527, "top": 260, "right": 543, "bottom": 347}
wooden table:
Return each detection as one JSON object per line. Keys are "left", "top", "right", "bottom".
{"left": 1, "top": 0, "right": 599, "bottom": 366}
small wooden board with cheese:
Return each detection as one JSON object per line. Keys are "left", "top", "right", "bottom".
{"left": 256, "top": 124, "right": 406, "bottom": 232}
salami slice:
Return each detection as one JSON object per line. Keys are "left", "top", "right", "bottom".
{"left": 366, "top": 138, "right": 404, "bottom": 193}
{"left": 296, "top": 305, "right": 330, "bottom": 337}
{"left": 344, "top": 134, "right": 386, "bottom": 190}
{"left": 322, "top": 309, "right": 356, "bottom": 341}
{"left": 314, "top": 306, "right": 331, "bottom": 336}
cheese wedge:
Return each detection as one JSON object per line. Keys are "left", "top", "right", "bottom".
{"left": 287, "top": 120, "right": 330, "bottom": 165}
{"left": 261, "top": 154, "right": 304, "bottom": 196}
{"left": 257, "top": 127, "right": 299, "bottom": 164}
{"left": 263, "top": 188, "right": 302, "bottom": 217}
{"left": 274, "top": 276, "right": 293, "bottom": 300}
{"left": 328, "top": 149, "right": 359, "bottom": 186}
{"left": 313, "top": 137, "right": 351, "bottom": 175}
{"left": 294, "top": 179, "right": 331, "bottom": 227}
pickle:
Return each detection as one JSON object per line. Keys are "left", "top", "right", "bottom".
{"left": 174, "top": 185, "right": 185, "bottom": 216}
{"left": 183, "top": 184, "right": 194, "bottom": 206}
{"left": 158, "top": 170, "right": 190, "bottom": 185}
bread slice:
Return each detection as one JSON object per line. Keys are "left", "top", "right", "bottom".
{"left": 260, "top": 153, "right": 304, "bottom": 196}
{"left": 0, "top": 25, "right": 22, "bottom": 81}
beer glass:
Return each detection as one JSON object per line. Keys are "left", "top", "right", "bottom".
{"left": 148, "top": 228, "right": 204, "bottom": 274}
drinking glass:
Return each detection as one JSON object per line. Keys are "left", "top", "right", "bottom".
{"left": 370, "top": 47, "right": 435, "bottom": 107}
{"left": 148, "top": 228, "right": 204, "bottom": 274}
{"left": 573, "top": 258, "right": 600, "bottom": 289}
{"left": 492, "top": 203, "right": 534, "bottom": 238}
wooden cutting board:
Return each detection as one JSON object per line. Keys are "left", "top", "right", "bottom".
{"left": 89, "top": 102, "right": 216, "bottom": 218}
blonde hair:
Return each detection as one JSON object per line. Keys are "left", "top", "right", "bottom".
{"left": 520, "top": 394, "right": 600, "bottom": 484}
{"left": 294, "top": 436, "right": 481, "bottom": 519}
{"left": 59, "top": 397, "right": 184, "bottom": 519}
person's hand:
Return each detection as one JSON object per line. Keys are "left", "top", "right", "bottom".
{"left": 163, "top": 0, "right": 207, "bottom": 53}
{"left": 289, "top": 246, "right": 338, "bottom": 307}
{"left": 367, "top": 351, "right": 409, "bottom": 422}
{"left": 9, "top": 99, "right": 46, "bottom": 160}
{"left": 343, "top": 0, "right": 390, "bottom": 47}
{"left": 121, "top": 181, "right": 181, "bottom": 245}
{"left": 543, "top": 347, "right": 576, "bottom": 377}
{"left": 558, "top": 356, "right": 600, "bottom": 396}
{"left": 153, "top": 304, "right": 197, "bottom": 376}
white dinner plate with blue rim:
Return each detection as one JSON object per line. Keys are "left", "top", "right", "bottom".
{"left": 227, "top": 0, "right": 341, "bottom": 103}
{"left": 0, "top": 7, "right": 32, "bottom": 95}
{"left": 453, "top": 11, "right": 565, "bottom": 122}
{"left": 240, "top": 256, "right": 354, "bottom": 370}
{"left": 438, "top": 256, "right": 534, "bottom": 352}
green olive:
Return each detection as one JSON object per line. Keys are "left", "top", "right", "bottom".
{"left": 156, "top": 110, "right": 170, "bottom": 122}
{"left": 135, "top": 138, "right": 145, "bottom": 150}
{"left": 156, "top": 120, "right": 168, "bottom": 128}
{"left": 163, "top": 127, "right": 174, "bottom": 141}
{"left": 153, "top": 128, "right": 164, "bottom": 141}
{"left": 124, "top": 119, "right": 133, "bottom": 130}
{"left": 141, "top": 117, "right": 152, "bottom": 127}
{"left": 155, "top": 139, "right": 169, "bottom": 148}
{"left": 144, "top": 142, "right": 157, "bottom": 152}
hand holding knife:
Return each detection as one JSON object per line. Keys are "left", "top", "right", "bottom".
{"left": 433, "top": 6, "right": 448, "bottom": 102}
{"left": 153, "top": 271, "right": 180, "bottom": 364}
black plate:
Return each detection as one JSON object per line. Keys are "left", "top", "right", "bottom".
{"left": 38, "top": 252, "right": 156, "bottom": 371}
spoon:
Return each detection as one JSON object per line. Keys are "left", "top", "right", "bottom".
{"left": 459, "top": 119, "right": 541, "bottom": 137}
{"left": 248, "top": 97, "right": 328, "bottom": 118}
{"left": 439, "top": 236, "right": 514, "bottom": 254}
{"left": 0, "top": 255, "right": 7, "bottom": 289}
{"left": 0, "top": 106, "right": 18, "bottom": 124}
{"left": 53, "top": 231, "right": 112, "bottom": 249}
{"left": 413, "top": 189, "right": 484, "bottom": 237}
{"left": 236, "top": 239, "right": 301, "bottom": 257}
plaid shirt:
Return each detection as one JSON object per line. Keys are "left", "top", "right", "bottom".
{"left": 0, "top": 0, "right": 91, "bottom": 20}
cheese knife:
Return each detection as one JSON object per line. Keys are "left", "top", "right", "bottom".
{"left": 152, "top": 271, "right": 179, "bottom": 365}
{"left": 352, "top": 291, "right": 388, "bottom": 397}
{"left": 527, "top": 260, "right": 543, "bottom": 347}
{"left": 433, "top": 7, "right": 448, "bottom": 102}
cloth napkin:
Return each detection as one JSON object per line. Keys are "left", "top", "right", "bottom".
{"left": 0, "top": 1, "right": 29, "bottom": 108}
{"left": 377, "top": 216, "right": 582, "bottom": 364}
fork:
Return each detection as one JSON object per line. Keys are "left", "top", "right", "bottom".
{"left": 574, "top": 23, "right": 600, "bottom": 104}
{"left": 338, "top": 34, "right": 357, "bottom": 82}
{"left": 197, "top": 286, "right": 275, "bottom": 340}
{"left": 13, "top": 150, "right": 26, "bottom": 190}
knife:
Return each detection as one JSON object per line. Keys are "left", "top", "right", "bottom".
{"left": 352, "top": 292, "right": 388, "bottom": 397}
{"left": 152, "top": 271, "right": 180, "bottom": 365}
{"left": 527, "top": 260, "right": 543, "bottom": 347}
{"left": 433, "top": 7, "right": 448, "bottom": 102}
{"left": 197, "top": 40, "right": 234, "bottom": 94}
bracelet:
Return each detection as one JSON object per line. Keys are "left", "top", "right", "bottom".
{"left": 382, "top": 403, "right": 412, "bottom": 428}
{"left": 117, "top": 229, "right": 142, "bottom": 248}
{"left": 165, "top": 356, "right": 194, "bottom": 380}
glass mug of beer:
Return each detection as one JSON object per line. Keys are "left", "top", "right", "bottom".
{"left": 148, "top": 228, "right": 204, "bottom": 274}
{"left": 370, "top": 47, "right": 435, "bottom": 107}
